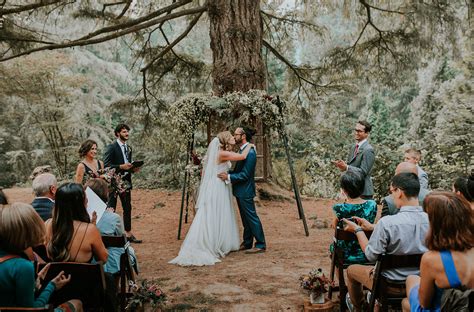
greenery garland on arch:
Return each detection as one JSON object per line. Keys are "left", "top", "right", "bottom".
{"left": 169, "top": 90, "right": 308, "bottom": 239}
{"left": 166, "top": 89, "right": 288, "bottom": 141}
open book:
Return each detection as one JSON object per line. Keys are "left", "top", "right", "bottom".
{"left": 131, "top": 160, "right": 144, "bottom": 168}
{"left": 85, "top": 187, "right": 107, "bottom": 224}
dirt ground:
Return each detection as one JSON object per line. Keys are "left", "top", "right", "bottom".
{"left": 4, "top": 186, "right": 344, "bottom": 311}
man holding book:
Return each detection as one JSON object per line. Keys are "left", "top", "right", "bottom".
{"left": 104, "top": 123, "right": 143, "bottom": 243}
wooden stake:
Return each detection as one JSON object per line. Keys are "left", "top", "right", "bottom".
{"left": 276, "top": 96, "right": 309, "bottom": 236}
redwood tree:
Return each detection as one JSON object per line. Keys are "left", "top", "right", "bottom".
{"left": 208, "top": 0, "right": 266, "bottom": 95}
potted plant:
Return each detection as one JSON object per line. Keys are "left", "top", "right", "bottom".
{"left": 126, "top": 279, "right": 167, "bottom": 311}
{"left": 299, "top": 268, "right": 333, "bottom": 304}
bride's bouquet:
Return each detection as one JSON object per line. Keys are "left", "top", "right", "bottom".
{"left": 100, "top": 167, "right": 131, "bottom": 195}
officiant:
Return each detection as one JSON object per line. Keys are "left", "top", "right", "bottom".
{"left": 104, "top": 123, "right": 142, "bottom": 243}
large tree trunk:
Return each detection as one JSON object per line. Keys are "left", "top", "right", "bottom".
{"left": 208, "top": 0, "right": 271, "bottom": 180}
{"left": 208, "top": 0, "right": 266, "bottom": 96}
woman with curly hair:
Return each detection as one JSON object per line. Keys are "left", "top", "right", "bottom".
{"left": 74, "top": 139, "right": 104, "bottom": 185}
{"left": 170, "top": 130, "right": 254, "bottom": 266}
{"left": 402, "top": 192, "right": 474, "bottom": 311}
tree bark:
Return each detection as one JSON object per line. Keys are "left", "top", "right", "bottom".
{"left": 208, "top": 0, "right": 266, "bottom": 96}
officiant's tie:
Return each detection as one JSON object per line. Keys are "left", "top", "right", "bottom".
{"left": 123, "top": 144, "right": 130, "bottom": 162}
{"left": 353, "top": 144, "right": 359, "bottom": 158}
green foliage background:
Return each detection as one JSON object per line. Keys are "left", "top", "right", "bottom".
{"left": 0, "top": 1, "right": 471, "bottom": 200}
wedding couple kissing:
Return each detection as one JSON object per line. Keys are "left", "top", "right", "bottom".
{"left": 169, "top": 126, "right": 266, "bottom": 266}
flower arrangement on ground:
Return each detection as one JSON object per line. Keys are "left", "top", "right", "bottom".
{"left": 126, "top": 279, "right": 166, "bottom": 311}
{"left": 299, "top": 268, "right": 333, "bottom": 303}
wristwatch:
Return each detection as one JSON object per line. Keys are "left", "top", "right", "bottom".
{"left": 354, "top": 227, "right": 363, "bottom": 234}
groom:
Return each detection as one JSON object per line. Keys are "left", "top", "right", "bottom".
{"left": 218, "top": 126, "right": 266, "bottom": 254}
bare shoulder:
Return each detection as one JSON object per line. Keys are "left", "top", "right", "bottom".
{"left": 421, "top": 251, "right": 440, "bottom": 268}
{"left": 86, "top": 222, "right": 100, "bottom": 233}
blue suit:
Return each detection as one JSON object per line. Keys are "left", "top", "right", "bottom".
{"left": 31, "top": 198, "right": 54, "bottom": 221}
{"left": 230, "top": 147, "right": 266, "bottom": 249}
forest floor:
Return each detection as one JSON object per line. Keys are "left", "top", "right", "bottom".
{"left": 4, "top": 186, "right": 344, "bottom": 311}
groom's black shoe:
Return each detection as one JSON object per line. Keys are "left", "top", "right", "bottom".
{"left": 245, "top": 247, "right": 265, "bottom": 254}
{"left": 239, "top": 243, "right": 251, "bottom": 251}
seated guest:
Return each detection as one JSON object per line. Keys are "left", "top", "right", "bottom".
{"left": 404, "top": 148, "right": 429, "bottom": 189}
{"left": 0, "top": 189, "right": 8, "bottom": 205}
{"left": 402, "top": 192, "right": 474, "bottom": 312}
{"left": 331, "top": 169, "right": 377, "bottom": 264}
{"left": 453, "top": 174, "right": 474, "bottom": 209}
{"left": 381, "top": 162, "right": 430, "bottom": 217}
{"left": 75, "top": 139, "right": 104, "bottom": 185}
{"left": 29, "top": 165, "right": 53, "bottom": 181}
{"left": 342, "top": 172, "right": 429, "bottom": 311}
{"left": 31, "top": 173, "right": 57, "bottom": 221}
{"left": 0, "top": 203, "right": 82, "bottom": 310}
{"left": 85, "top": 178, "right": 138, "bottom": 275}
{"left": 45, "top": 183, "right": 108, "bottom": 263}
{"left": 46, "top": 183, "right": 117, "bottom": 311}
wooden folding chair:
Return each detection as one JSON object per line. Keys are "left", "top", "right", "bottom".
{"left": 38, "top": 262, "right": 106, "bottom": 311}
{"left": 0, "top": 307, "right": 53, "bottom": 312}
{"left": 368, "top": 253, "right": 423, "bottom": 311}
{"left": 328, "top": 227, "right": 372, "bottom": 312}
{"left": 101, "top": 235, "right": 136, "bottom": 312}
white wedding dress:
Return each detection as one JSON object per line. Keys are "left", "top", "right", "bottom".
{"left": 169, "top": 138, "right": 240, "bottom": 266}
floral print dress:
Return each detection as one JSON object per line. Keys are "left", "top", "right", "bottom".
{"left": 331, "top": 200, "right": 377, "bottom": 264}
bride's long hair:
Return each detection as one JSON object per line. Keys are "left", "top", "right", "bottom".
{"left": 217, "top": 131, "right": 234, "bottom": 151}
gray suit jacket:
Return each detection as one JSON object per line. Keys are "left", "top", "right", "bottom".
{"left": 346, "top": 141, "right": 375, "bottom": 197}
{"left": 417, "top": 165, "right": 429, "bottom": 190}
{"left": 381, "top": 188, "right": 431, "bottom": 217}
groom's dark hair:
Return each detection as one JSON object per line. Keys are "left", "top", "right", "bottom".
{"left": 241, "top": 126, "right": 256, "bottom": 142}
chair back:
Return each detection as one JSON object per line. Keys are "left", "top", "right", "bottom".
{"left": 334, "top": 226, "right": 372, "bottom": 242}
{"left": 101, "top": 235, "right": 128, "bottom": 248}
{"left": 101, "top": 235, "right": 135, "bottom": 312}
{"left": 328, "top": 227, "right": 373, "bottom": 311}
{"left": 39, "top": 262, "right": 106, "bottom": 310}
{"left": 369, "top": 253, "right": 423, "bottom": 311}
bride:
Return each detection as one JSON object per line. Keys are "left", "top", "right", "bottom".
{"left": 169, "top": 131, "right": 254, "bottom": 266}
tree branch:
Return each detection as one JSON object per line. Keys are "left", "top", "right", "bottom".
{"left": 77, "top": 0, "right": 192, "bottom": 41}
{"left": 361, "top": 1, "right": 407, "bottom": 15}
{"left": 0, "top": 5, "right": 207, "bottom": 62}
{"left": 117, "top": 0, "right": 132, "bottom": 19}
{"left": 0, "top": 0, "right": 63, "bottom": 15}
{"left": 261, "top": 10, "right": 320, "bottom": 29}
{"left": 101, "top": 1, "right": 127, "bottom": 16}
{"left": 0, "top": 36, "right": 55, "bottom": 44}
{"left": 262, "top": 39, "right": 328, "bottom": 89}
{"left": 141, "top": 10, "right": 203, "bottom": 72}
{"left": 158, "top": 27, "right": 198, "bottom": 69}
